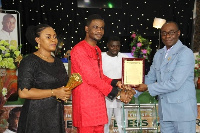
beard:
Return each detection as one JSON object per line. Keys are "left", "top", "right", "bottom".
{"left": 89, "top": 34, "right": 103, "bottom": 42}
{"left": 93, "top": 37, "right": 101, "bottom": 42}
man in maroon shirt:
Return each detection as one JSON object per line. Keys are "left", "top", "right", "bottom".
{"left": 71, "top": 14, "right": 135, "bottom": 133}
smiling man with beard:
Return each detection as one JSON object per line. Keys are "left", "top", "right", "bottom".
{"left": 70, "top": 14, "right": 135, "bottom": 133}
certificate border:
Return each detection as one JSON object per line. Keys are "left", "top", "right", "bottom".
{"left": 122, "top": 58, "right": 145, "bottom": 85}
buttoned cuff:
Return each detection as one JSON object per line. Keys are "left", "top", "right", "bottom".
{"left": 111, "top": 79, "right": 118, "bottom": 87}
{"left": 107, "top": 87, "right": 119, "bottom": 100}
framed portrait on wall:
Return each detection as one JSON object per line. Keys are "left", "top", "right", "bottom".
{"left": 0, "top": 10, "right": 20, "bottom": 47}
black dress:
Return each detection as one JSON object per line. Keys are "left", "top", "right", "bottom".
{"left": 17, "top": 54, "right": 68, "bottom": 133}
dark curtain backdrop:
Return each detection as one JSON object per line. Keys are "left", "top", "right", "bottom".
{"left": 193, "top": 0, "right": 200, "bottom": 52}
{"left": 2, "top": 0, "right": 195, "bottom": 61}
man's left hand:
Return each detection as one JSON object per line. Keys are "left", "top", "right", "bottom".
{"left": 134, "top": 84, "right": 148, "bottom": 92}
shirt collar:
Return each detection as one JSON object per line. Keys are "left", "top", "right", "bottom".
{"left": 164, "top": 45, "right": 174, "bottom": 58}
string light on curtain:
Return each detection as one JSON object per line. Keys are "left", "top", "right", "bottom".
{"left": 153, "top": 17, "right": 166, "bottom": 49}
{"left": 1, "top": 0, "right": 195, "bottom": 56}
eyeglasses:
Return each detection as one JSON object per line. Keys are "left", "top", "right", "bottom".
{"left": 161, "top": 30, "right": 179, "bottom": 36}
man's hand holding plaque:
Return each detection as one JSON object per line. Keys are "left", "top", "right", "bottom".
{"left": 114, "top": 57, "right": 145, "bottom": 104}
{"left": 134, "top": 84, "right": 148, "bottom": 92}
{"left": 116, "top": 85, "right": 136, "bottom": 104}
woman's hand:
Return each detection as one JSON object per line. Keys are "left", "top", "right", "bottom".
{"left": 53, "top": 86, "right": 72, "bottom": 102}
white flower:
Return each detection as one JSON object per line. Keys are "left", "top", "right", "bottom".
{"left": 2, "top": 87, "right": 8, "bottom": 96}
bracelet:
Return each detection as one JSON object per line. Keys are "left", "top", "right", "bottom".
{"left": 51, "top": 89, "right": 54, "bottom": 97}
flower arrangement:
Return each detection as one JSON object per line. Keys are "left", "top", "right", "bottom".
{"left": 0, "top": 40, "right": 23, "bottom": 69}
{"left": 130, "top": 31, "right": 152, "bottom": 61}
{"left": 0, "top": 69, "right": 18, "bottom": 109}
{"left": 0, "top": 87, "right": 13, "bottom": 109}
{"left": 195, "top": 54, "right": 200, "bottom": 77}
{"left": 0, "top": 87, "right": 16, "bottom": 110}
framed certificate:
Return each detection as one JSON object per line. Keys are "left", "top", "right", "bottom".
{"left": 122, "top": 58, "right": 145, "bottom": 85}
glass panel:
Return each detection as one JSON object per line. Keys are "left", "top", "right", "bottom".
{"left": 122, "top": 93, "right": 158, "bottom": 133}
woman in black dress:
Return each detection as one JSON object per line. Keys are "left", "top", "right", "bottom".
{"left": 17, "top": 24, "right": 71, "bottom": 133}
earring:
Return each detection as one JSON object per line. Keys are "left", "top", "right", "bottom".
{"left": 38, "top": 44, "right": 40, "bottom": 49}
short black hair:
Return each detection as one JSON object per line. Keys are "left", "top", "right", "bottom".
{"left": 86, "top": 14, "right": 104, "bottom": 26}
{"left": 162, "top": 21, "right": 180, "bottom": 30}
{"left": 107, "top": 36, "right": 120, "bottom": 44}
{"left": 3, "top": 14, "right": 16, "bottom": 22}
{"left": 7, "top": 107, "right": 21, "bottom": 123}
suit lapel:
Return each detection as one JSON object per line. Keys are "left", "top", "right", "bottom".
{"left": 160, "top": 40, "right": 183, "bottom": 69}
{"left": 160, "top": 48, "right": 169, "bottom": 69}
